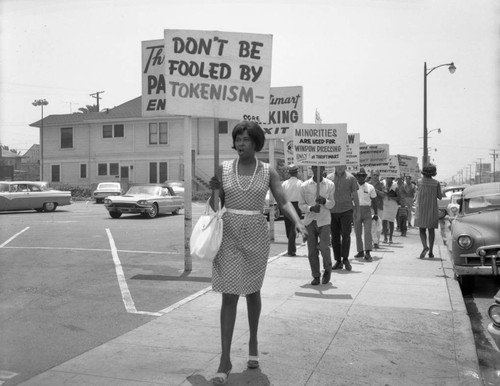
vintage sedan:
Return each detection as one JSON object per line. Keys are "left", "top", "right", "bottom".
{"left": 92, "top": 182, "right": 123, "bottom": 203}
{"left": 438, "top": 184, "right": 469, "bottom": 219}
{"left": 103, "top": 184, "right": 184, "bottom": 218}
{"left": 0, "top": 181, "right": 72, "bottom": 212}
{"left": 448, "top": 182, "right": 500, "bottom": 288}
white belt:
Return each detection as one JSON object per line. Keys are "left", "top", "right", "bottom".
{"left": 226, "top": 208, "right": 262, "bottom": 215}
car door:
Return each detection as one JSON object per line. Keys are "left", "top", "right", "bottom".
{"left": 6, "top": 184, "right": 31, "bottom": 210}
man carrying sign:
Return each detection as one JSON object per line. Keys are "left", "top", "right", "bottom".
{"left": 327, "top": 165, "right": 359, "bottom": 271}
{"left": 299, "top": 166, "right": 335, "bottom": 285}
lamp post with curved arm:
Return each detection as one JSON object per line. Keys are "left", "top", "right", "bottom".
{"left": 32, "top": 99, "right": 49, "bottom": 181}
{"left": 423, "top": 62, "right": 455, "bottom": 167}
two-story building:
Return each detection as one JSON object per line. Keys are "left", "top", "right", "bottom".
{"left": 29, "top": 96, "right": 284, "bottom": 190}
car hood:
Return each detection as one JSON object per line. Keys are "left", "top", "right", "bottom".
{"left": 109, "top": 194, "right": 155, "bottom": 202}
{"left": 453, "top": 209, "right": 500, "bottom": 242}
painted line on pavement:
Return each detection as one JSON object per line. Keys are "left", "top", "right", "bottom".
{"left": 0, "top": 227, "right": 29, "bottom": 248}
{"left": 1, "top": 246, "right": 179, "bottom": 255}
{"left": 105, "top": 228, "right": 162, "bottom": 317}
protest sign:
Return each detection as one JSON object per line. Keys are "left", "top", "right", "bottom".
{"left": 360, "top": 144, "right": 389, "bottom": 165}
{"left": 397, "top": 155, "right": 419, "bottom": 178}
{"left": 142, "top": 39, "right": 166, "bottom": 116}
{"left": 163, "top": 29, "right": 272, "bottom": 119}
{"left": 293, "top": 124, "right": 347, "bottom": 166}
{"left": 346, "top": 133, "right": 360, "bottom": 172}
{"left": 255, "top": 86, "right": 303, "bottom": 139}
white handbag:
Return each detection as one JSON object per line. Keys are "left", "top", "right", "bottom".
{"left": 190, "top": 199, "right": 224, "bottom": 260}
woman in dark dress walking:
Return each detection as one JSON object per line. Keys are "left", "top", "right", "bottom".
{"left": 414, "top": 164, "right": 442, "bottom": 258}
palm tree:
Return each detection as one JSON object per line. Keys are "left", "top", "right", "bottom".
{"left": 77, "top": 104, "right": 99, "bottom": 113}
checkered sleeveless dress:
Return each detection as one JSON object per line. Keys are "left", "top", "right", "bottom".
{"left": 212, "top": 159, "right": 271, "bottom": 296}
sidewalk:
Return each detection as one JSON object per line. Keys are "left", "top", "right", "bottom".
{"left": 20, "top": 227, "right": 482, "bottom": 386}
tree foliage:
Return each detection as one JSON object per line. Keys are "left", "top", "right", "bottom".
{"left": 76, "top": 104, "right": 99, "bottom": 113}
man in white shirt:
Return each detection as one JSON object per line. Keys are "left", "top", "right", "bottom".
{"left": 299, "top": 166, "right": 336, "bottom": 285}
{"left": 353, "top": 168, "right": 377, "bottom": 261}
{"left": 281, "top": 164, "right": 303, "bottom": 256}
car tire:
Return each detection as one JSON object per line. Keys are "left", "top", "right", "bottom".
{"left": 145, "top": 204, "right": 158, "bottom": 218}
{"left": 110, "top": 212, "right": 122, "bottom": 218}
{"left": 172, "top": 208, "right": 180, "bottom": 215}
{"left": 438, "top": 209, "right": 447, "bottom": 219}
{"left": 43, "top": 202, "right": 57, "bottom": 212}
{"left": 457, "top": 274, "right": 475, "bottom": 291}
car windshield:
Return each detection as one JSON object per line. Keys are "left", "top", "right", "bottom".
{"left": 98, "top": 183, "right": 119, "bottom": 189}
{"left": 464, "top": 192, "right": 500, "bottom": 214}
{"left": 127, "top": 186, "right": 161, "bottom": 196}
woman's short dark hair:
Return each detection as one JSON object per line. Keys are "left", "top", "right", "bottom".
{"left": 422, "top": 164, "right": 437, "bottom": 177}
{"left": 231, "top": 121, "right": 266, "bottom": 152}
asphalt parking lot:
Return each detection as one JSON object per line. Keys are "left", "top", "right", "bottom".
{"left": 0, "top": 200, "right": 218, "bottom": 385}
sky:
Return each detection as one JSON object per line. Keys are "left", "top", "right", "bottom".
{"left": 1, "top": 0, "right": 499, "bottom": 183}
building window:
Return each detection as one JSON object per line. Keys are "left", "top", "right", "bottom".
{"left": 149, "top": 162, "right": 168, "bottom": 183}
{"left": 80, "top": 164, "right": 87, "bottom": 178}
{"left": 98, "top": 163, "right": 107, "bottom": 176}
{"left": 109, "top": 163, "right": 119, "bottom": 175}
{"left": 103, "top": 124, "right": 124, "bottom": 138}
{"left": 149, "top": 122, "right": 168, "bottom": 144}
{"left": 61, "top": 127, "right": 73, "bottom": 148}
{"left": 51, "top": 165, "right": 60, "bottom": 182}
{"left": 219, "top": 120, "right": 228, "bottom": 134}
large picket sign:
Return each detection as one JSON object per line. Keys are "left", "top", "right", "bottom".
{"left": 163, "top": 30, "right": 273, "bottom": 119}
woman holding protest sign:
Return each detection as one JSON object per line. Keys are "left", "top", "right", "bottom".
{"left": 208, "top": 121, "right": 307, "bottom": 385}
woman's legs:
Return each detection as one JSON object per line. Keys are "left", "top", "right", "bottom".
{"left": 428, "top": 228, "right": 435, "bottom": 256}
{"left": 218, "top": 293, "right": 239, "bottom": 373}
{"left": 419, "top": 227, "right": 430, "bottom": 258}
{"left": 388, "top": 221, "right": 394, "bottom": 242}
{"left": 246, "top": 290, "right": 261, "bottom": 357}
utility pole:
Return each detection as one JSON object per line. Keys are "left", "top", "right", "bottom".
{"left": 477, "top": 158, "right": 482, "bottom": 184}
{"left": 490, "top": 149, "right": 498, "bottom": 182}
{"left": 90, "top": 91, "right": 105, "bottom": 111}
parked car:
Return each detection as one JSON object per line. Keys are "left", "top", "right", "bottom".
{"left": 439, "top": 184, "right": 469, "bottom": 219}
{"left": 0, "top": 180, "right": 72, "bottom": 212}
{"left": 163, "top": 180, "right": 185, "bottom": 197}
{"left": 447, "top": 182, "right": 500, "bottom": 288}
{"left": 92, "top": 182, "right": 123, "bottom": 203}
{"left": 103, "top": 184, "right": 184, "bottom": 218}
{"left": 487, "top": 289, "right": 500, "bottom": 339}
{"left": 446, "top": 191, "right": 462, "bottom": 223}
{"left": 263, "top": 190, "right": 281, "bottom": 221}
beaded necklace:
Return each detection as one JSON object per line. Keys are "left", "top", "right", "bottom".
{"left": 235, "top": 156, "right": 259, "bottom": 191}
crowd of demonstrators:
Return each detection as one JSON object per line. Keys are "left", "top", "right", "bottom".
{"left": 327, "top": 165, "right": 360, "bottom": 271}
{"left": 298, "top": 165, "right": 336, "bottom": 285}
{"left": 353, "top": 168, "right": 377, "bottom": 261}
{"left": 281, "top": 164, "right": 303, "bottom": 257}
{"left": 414, "top": 164, "right": 442, "bottom": 259}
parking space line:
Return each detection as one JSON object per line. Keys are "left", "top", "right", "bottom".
{"left": 105, "top": 228, "right": 162, "bottom": 317}
{"left": 0, "top": 227, "right": 29, "bottom": 248}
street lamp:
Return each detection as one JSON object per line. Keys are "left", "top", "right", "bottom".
{"left": 32, "top": 99, "right": 49, "bottom": 181}
{"left": 423, "top": 62, "right": 455, "bottom": 167}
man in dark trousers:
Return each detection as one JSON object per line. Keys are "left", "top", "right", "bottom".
{"left": 281, "top": 164, "right": 303, "bottom": 256}
{"left": 327, "top": 165, "right": 359, "bottom": 271}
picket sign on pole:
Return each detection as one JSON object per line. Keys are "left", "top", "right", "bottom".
{"left": 268, "top": 139, "right": 275, "bottom": 240}
{"left": 183, "top": 116, "right": 193, "bottom": 271}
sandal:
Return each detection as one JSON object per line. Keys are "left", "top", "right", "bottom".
{"left": 419, "top": 247, "right": 429, "bottom": 259}
{"left": 247, "top": 355, "right": 259, "bottom": 369}
{"left": 212, "top": 365, "right": 232, "bottom": 385}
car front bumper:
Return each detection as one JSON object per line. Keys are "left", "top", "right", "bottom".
{"left": 453, "top": 244, "right": 500, "bottom": 276}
